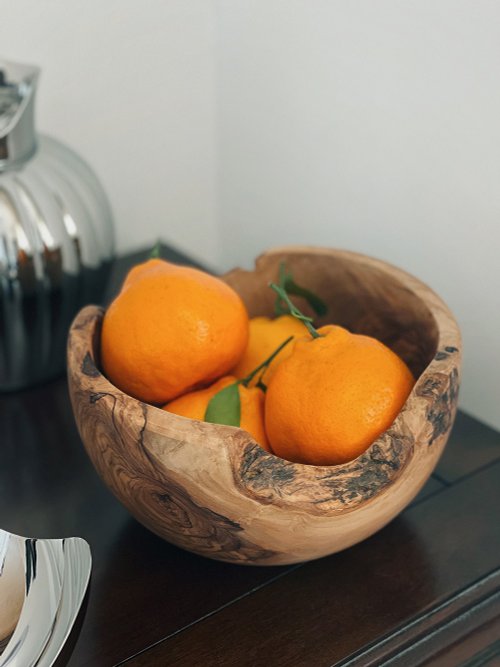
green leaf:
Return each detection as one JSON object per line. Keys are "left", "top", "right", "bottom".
{"left": 149, "top": 240, "right": 162, "bottom": 259}
{"left": 274, "top": 262, "right": 290, "bottom": 315}
{"left": 274, "top": 262, "right": 327, "bottom": 317}
{"left": 205, "top": 382, "right": 241, "bottom": 427}
{"left": 284, "top": 278, "right": 328, "bottom": 317}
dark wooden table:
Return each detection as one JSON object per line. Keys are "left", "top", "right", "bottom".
{"left": 1, "top": 247, "right": 499, "bottom": 667}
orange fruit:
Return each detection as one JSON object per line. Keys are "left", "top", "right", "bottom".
{"left": 265, "top": 325, "right": 414, "bottom": 465}
{"left": 101, "top": 259, "right": 249, "bottom": 404}
{"left": 163, "top": 376, "right": 270, "bottom": 451}
{"left": 233, "top": 315, "right": 307, "bottom": 386}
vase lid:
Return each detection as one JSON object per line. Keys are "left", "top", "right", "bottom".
{"left": 0, "top": 59, "right": 39, "bottom": 171}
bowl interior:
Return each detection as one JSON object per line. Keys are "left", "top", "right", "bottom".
{"left": 223, "top": 249, "right": 440, "bottom": 380}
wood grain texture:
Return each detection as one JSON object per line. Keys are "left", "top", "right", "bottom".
{"left": 122, "top": 461, "right": 500, "bottom": 667}
{"left": 423, "top": 613, "right": 500, "bottom": 666}
{"left": 67, "top": 247, "right": 462, "bottom": 565}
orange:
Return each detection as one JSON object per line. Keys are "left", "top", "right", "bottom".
{"left": 233, "top": 315, "right": 307, "bottom": 386}
{"left": 265, "top": 325, "right": 414, "bottom": 465}
{"left": 163, "top": 376, "right": 270, "bottom": 451}
{"left": 101, "top": 259, "right": 249, "bottom": 404}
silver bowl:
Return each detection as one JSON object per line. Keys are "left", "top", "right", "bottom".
{"left": 0, "top": 529, "right": 91, "bottom": 667}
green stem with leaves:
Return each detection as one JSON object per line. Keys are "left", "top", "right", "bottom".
{"left": 274, "top": 261, "right": 327, "bottom": 317}
{"left": 205, "top": 335, "right": 294, "bottom": 425}
{"left": 239, "top": 335, "right": 294, "bottom": 388}
{"left": 270, "top": 283, "right": 323, "bottom": 339}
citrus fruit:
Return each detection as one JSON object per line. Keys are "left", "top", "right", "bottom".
{"left": 101, "top": 259, "right": 249, "bottom": 404}
{"left": 163, "top": 376, "right": 270, "bottom": 450}
{"left": 233, "top": 315, "right": 306, "bottom": 386}
{"left": 265, "top": 324, "right": 414, "bottom": 465}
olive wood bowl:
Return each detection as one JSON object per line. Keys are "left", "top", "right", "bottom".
{"left": 67, "top": 247, "right": 461, "bottom": 565}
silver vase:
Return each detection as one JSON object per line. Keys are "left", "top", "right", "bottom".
{"left": 0, "top": 59, "right": 115, "bottom": 391}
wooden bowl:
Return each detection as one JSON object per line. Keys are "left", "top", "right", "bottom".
{"left": 67, "top": 247, "right": 461, "bottom": 566}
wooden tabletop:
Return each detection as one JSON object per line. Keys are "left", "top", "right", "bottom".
{"left": 1, "top": 246, "right": 499, "bottom": 667}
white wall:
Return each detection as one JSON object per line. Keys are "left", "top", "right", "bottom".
{"left": 0, "top": 0, "right": 218, "bottom": 266}
{"left": 216, "top": 0, "right": 500, "bottom": 430}
{"left": 1, "top": 1, "right": 499, "bottom": 429}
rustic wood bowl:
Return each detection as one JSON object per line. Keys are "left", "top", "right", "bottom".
{"left": 67, "top": 247, "right": 461, "bottom": 566}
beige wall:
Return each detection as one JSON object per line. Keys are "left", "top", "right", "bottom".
{"left": 216, "top": 0, "right": 500, "bottom": 430}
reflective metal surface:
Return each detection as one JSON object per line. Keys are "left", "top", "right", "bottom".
{"left": 0, "top": 59, "right": 115, "bottom": 391}
{"left": 0, "top": 61, "right": 38, "bottom": 169}
{"left": 0, "top": 529, "right": 91, "bottom": 667}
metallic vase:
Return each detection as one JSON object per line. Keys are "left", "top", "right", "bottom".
{"left": 0, "top": 59, "right": 114, "bottom": 391}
